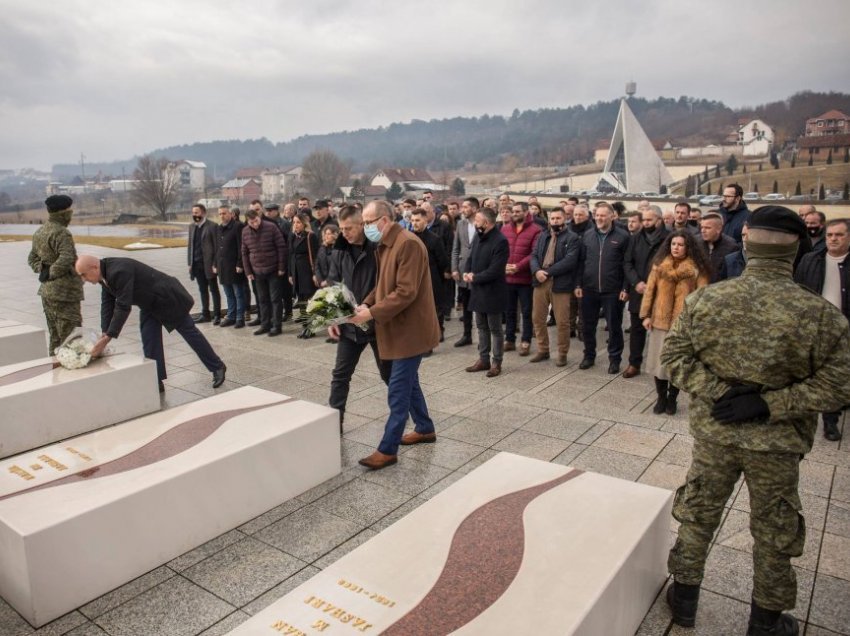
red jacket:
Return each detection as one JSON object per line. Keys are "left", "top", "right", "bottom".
{"left": 501, "top": 213, "right": 542, "bottom": 285}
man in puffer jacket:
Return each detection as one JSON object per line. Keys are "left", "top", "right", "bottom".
{"left": 501, "top": 202, "right": 542, "bottom": 356}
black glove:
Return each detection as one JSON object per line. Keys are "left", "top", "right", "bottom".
{"left": 716, "top": 384, "right": 761, "bottom": 402}
{"left": 711, "top": 392, "right": 769, "bottom": 424}
{"left": 38, "top": 264, "right": 50, "bottom": 282}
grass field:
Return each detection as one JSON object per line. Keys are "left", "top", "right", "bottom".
{"left": 0, "top": 235, "right": 186, "bottom": 249}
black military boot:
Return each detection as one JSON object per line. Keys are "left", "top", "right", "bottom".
{"left": 666, "top": 581, "right": 700, "bottom": 627}
{"left": 653, "top": 378, "right": 669, "bottom": 414}
{"left": 746, "top": 601, "right": 799, "bottom": 636}
{"left": 666, "top": 385, "right": 680, "bottom": 415}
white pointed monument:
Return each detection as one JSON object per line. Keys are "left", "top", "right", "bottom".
{"left": 597, "top": 84, "right": 673, "bottom": 194}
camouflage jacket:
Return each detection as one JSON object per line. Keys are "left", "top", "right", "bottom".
{"left": 661, "top": 258, "right": 850, "bottom": 454}
{"left": 27, "top": 215, "right": 84, "bottom": 302}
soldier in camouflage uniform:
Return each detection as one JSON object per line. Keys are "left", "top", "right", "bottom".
{"left": 660, "top": 206, "right": 850, "bottom": 636}
{"left": 27, "top": 195, "right": 84, "bottom": 354}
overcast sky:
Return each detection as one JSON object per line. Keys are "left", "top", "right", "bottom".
{"left": 1, "top": 0, "right": 848, "bottom": 171}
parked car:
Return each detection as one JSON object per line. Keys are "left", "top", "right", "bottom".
{"left": 763, "top": 193, "right": 786, "bottom": 201}
{"left": 743, "top": 192, "right": 759, "bottom": 201}
{"left": 689, "top": 194, "right": 704, "bottom": 202}
{"left": 699, "top": 194, "right": 724, "bottom": 206}
{"left": 826, "top": 192, "right": 845, "bottom": 201}
{"left": 790, "top": 195, "right": 813, "bottom": 202}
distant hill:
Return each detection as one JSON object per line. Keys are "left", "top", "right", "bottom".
{"left": 52, "top": 91, "right": 850, "bottom": 180}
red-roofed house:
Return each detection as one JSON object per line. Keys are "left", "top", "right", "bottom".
{"left": 805, "top": 110, "right": 850, "bottom": 137}
{"left": 221, "top": 178, "right": 262, "bottom": 202}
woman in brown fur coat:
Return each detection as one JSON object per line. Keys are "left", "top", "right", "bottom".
{"left": 640, "top": 230, "right": 711, "bottom": 414}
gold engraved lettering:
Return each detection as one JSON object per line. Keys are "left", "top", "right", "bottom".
{"left": 311, "top": 619, "right": 331, "bottom": 632}
{"left": 30, "top": 464, "right": 43, "bottom": 471}
{"left": 270, "top": 619, "right": 306, "bottom": 636}
{"left": 37, "top": 455, "right": 68, "bottom": 471}
{"left": 8, "top": 465, "right": 35, "bottom": 481}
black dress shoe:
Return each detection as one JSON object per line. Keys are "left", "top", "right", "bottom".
{"left": 254, "top": 327, "right": 269, "bottom": 335}
{"left": 212, "top": 364, "right": 226, "bottom": 388}
{"left": 454, "top": 335, "right": 473, "bottom": 347}
{"left": 194, "top": 315, "right": 211, "bottom": 324}
{"left": 219, "top": 318, "right": 235, "bottom": 327}
{"left": 212, "top": 316, "right": 221, "bottom": 326}
{"left": 247, "top": 318, "right": 262, "bottom": 327}
{"left": 268, "top": 326, "right": 282, "bottom": 336}
{"left": 578, "top": 358, "right": 595, "bottom": 370}
{"left": 234, "top": 320, "right": 245, "bottom": 329}
{"left": 607, "top": 361, "right": 620, "bottom": 374}
{"left": 158, "top": 381, "right": 165, "bottom": 393}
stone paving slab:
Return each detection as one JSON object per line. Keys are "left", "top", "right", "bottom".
{"left": 0, "top": 241, "right": 848, "bottom": 635}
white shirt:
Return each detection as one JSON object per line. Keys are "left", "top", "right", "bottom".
{"left": 822, "top": 253, "right": 846, "bottom": 310}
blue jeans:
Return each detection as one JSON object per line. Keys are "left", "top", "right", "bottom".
{"left": 505, "top": 283, "right": 533, "bottom": 343}
{"left": 377, "top": 355, "right": 434, "bottom": 456}
{"left": 221, "top": 281, "right": 246, "bottom": 321}
{"left": 580, "top": 290, "right": 625, "bottom": 363}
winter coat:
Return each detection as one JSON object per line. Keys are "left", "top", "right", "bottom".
{"left": 529, "top": 228, "right": 581, "bottom": 293}
{"left": 100, "top": 257, "right": 194, "bottom": 337}
{"left": 466, "top": 227, "right": 509, "bottom": 314}
{"left": 795, "top": 250, "right": 850, "bottom": 322}
{"left": 719, "top": 250, "right": 747, "bottom": 281}
{"left": 576, "top": 225, "right": 631, "bottom": 294}
{"left": 624, "top": 227, "right": 668, "bottom": 312}
{"left": 27, "top": 212, "right": 84, "bottom": 303}
{"left": 413, "top": 229, "right": 450, "bottom": 306}
{"left": 289, "top": 230, "right": 320, "bottom": 300}
{"left": 314, "top": 244, "right": 334, "bottom": 286}
{"left": 451, "top": 217, "right": 475, "bottom": 289}
{"left": 639, "top": 256, "right": 708, "bottom": 330}
{"left": 327, "top": 236, "right": 378, "bottom": 343}
{"left": 241, "top": 219, "right": 287, "bottom": 278}
{"left": 362, "top": 222, "right": 441, "bottom": 360}
{"left": 697, "top": 234, "right": 739, "bottom": 283}
{"left": 187, "top": 219, "right": 218, "bottom": 279}
{"left": 501, "top": 213, "right": 543, "bottom": 285}
{"left": 719, "top": 203, "right": 750, "bottom": 245}
{"left": 215, "top": 219, "right": 245, "bottom": 286}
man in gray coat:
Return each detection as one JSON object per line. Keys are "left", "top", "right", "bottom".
{"left": 451, "top": 197, "right": 479, "bottom": 347}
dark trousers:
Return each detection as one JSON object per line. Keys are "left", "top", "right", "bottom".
{"left": 628, "top": 309, "right": 648, "bottom": 367}
{"left": 443, "top": 279, "right": 456, "bottom": 316}
{"left": 329, "top": 337, "right": 392, "bottom": 421}
{"left": 476, "top": 311, "right": 504, "bottom": 363}
{"left": 192, "top": 264, "right": 221, "bottom": 317}
{"left": 254, "top": 273, "right": 283, "bottom": 328}
{"left": 581, "top": 291, "right": 625, "bottom": 363}
{"left": 377, "top": 355, "right": 434, "bottom": 456}
{"left": 279, "top": 275, "right": 293, "bottom": 316}
{"left": 505, "top": 283, "right": 533, "bottom": 343}
{"left": 140, "top": 311, "right": 223, "bottom": 381}
{"left": 457, "top": 286, "right": 473, "bottom": 336}
{"left": 221, "top": 281, "right": 246, "bottom": 321}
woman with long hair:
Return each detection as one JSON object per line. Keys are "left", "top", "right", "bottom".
{"left": 288, "top": 212, "right": 320, "bottom": 338}
{"left": 640, "top": 230, "right": 711, "bottom": 414}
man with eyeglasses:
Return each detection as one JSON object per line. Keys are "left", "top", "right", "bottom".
{"left": 719, "top": 184, "right": 750, "bottom": 245}
{"left": 350, "top": 200, "right": 441, "bottom": 469}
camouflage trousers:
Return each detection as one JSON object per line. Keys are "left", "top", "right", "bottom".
{"left": 42, "top": 298, "right": 82, "bottom": 355}
{"left": 668, "top": 437, "right": 805, "bottom": 611}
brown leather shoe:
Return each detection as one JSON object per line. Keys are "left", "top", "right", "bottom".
{"left": 622, "top": 365, "right": 641, "bottom": 379}
{"left": 530, "top": 351, "right": 550, "bottom": 363}
{"left": 466, "top": 359, "right": 491, "bottom": 372}
{"left": 358, "top": 451, "right": 398, "bottom": 470}
{"left": 504, "top": 341, "right": 516, "bottom": 352}
{"left": 486, "top": 363, "right": 502, "bottom": 378}
{"left": 518, "top": 342, "right": 531, "bottom": 357}
{"left": 555, "top": 355, "right": 568, "bottom": 367}
{"left": 400, "top": 431, "right": 437, "bottom": 445}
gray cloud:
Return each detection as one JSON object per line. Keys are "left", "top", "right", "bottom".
{"left": 0, "top": 0, "right": 848, "bottom": 170}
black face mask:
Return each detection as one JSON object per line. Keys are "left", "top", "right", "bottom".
{"left": 550, "top": 224, "right": 564, "bottom": 233}
{"left": 192, "top": 216, "right": 203, "bottom": 223}
{"left": 807, "top": 226, "right": 822, "bottom": 238}
{"left": 475, "top": 226, "right": 486, "bottom": 237}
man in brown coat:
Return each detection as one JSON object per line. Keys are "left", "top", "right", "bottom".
{"left": 351, "top": 200, "right": 441, "bottom": 469}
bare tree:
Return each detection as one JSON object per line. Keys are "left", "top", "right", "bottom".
{"left": 131, "top": 155, "right": 181, "bottom": 220}
{"left": 301, "top": 150, "right": 350, "bottom": 198}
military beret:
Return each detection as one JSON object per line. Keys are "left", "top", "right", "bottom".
{"left": 45, "top": 194, "right": 73, "bottom": 213}
{"left": 264, "top": 203, "right": 280, "bottom": 211}
{"left": 748, "top": 205, "right": 807, "bottom": 240}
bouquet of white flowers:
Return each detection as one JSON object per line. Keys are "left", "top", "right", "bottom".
{"left": 54, "top": 328, "right": 113, "bottom": 370}
{"left": 299, "top": 283, "right": 370, "bottom": 336}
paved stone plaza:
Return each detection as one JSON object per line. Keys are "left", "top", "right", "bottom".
{"left": 0, "top": 241, "right": 848, "bottom": 636}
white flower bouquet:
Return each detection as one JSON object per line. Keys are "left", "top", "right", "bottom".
{"left": 299, "top": 283, "right": 369, "bottom": 336}
{"left": 54, "top": 328, "right": 113, "bottom": 370}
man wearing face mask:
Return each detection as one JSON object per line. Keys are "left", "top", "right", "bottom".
{"left": 661, "top": 206, "right": 850, "bottom": 635}
{"left": 28, "top": 195, "right": 84, "bottom": 353}
{"left": 803, "top": 210, "right": 826, "bottom": 252}
{"left": 187, "top": 204, "right": 221, "bottom": 325}
{"left": 529, "top": 208, "right": 581, "bottom": 366}
{"left": 350, "top": 201, "right": 440, "bottom": 470}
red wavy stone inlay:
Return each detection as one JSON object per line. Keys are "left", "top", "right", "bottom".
{"left": 0, "top": 398, "right": 294, "bottom": 502}
{"left": 381, "top": 468, "right": 584, "bottom": 635}
{"left": 0, "top": 362, "right": 59, "bottom": 388}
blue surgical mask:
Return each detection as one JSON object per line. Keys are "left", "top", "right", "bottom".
{"left": 365, "top": 223, "right": 383, "bottom": 243}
